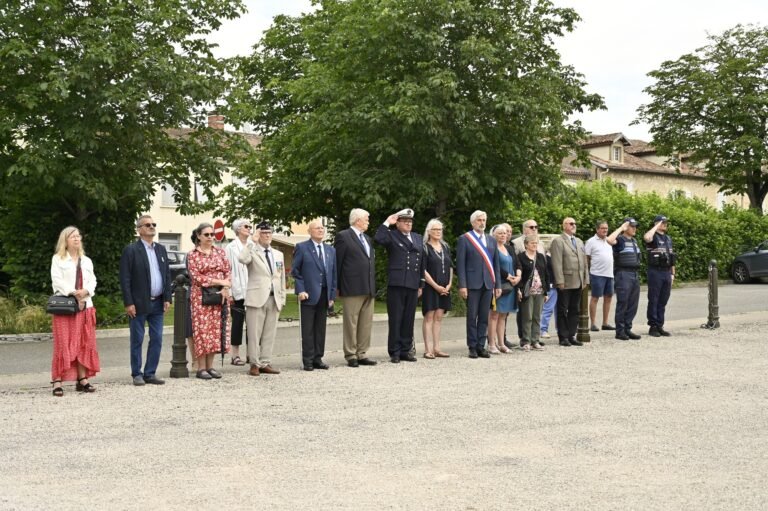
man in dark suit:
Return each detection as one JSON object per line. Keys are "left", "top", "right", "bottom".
{"left": 292, "top": 220, "right": 337, "bottom": 371}
{"left": 334, "top": 208, "right": 378, "bottom": 367}
{"left": 374, "top": 209, "right": 425, "bottom": 363}
{"left": 120, "top": 215, "right": 172, "bottom": 386}
{"left": 456, "top": 210, "right": 502, "bottom": 358}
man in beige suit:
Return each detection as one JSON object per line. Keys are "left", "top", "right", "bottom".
{"left": 550, "top": 217, "right": 589, "bottom": 347}
{"left": 238, "top": 221, "right": 286, "bottom": 375}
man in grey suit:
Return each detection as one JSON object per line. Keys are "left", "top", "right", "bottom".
{"left": 550, "top": 217, "right": 589, "bottom": 346}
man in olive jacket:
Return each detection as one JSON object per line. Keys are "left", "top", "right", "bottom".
{"left": 550, "top": 217, "right": 589, "bottom": 347}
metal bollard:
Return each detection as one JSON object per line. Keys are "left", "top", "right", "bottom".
{"left": 576, "top": 285, "right": 591, "bottom": 343}
{"left": 170, "top": 273, "right": 190, "bottom": 378}
{"left": 701, "top": 260, "right": 720, "bottom": 329}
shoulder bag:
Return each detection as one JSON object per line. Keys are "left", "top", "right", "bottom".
{"left": 46, "top": 259, "right": 82, "bottom": 315}
{"left": 202, "top": 286, "right": 223, "bottom": 305}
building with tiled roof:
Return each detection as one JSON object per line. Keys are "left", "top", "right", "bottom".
{"left": 562, "top": 132, "right": 749, "bottom": 210}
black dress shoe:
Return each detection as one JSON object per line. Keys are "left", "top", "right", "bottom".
{"left": 601, "top": 324, "right": 616, "bottom": 331}
{"left": 400, "top": 354, "right": 417, "bottom": 362}
{"left": 468, "top": 348, "right": 478, "bottom": 359}
{"left": 313, "top": 362, "right": 329, "bottom": 370}
{"left": 649, "top": 326, "right": 661, "bottom": 337}
{"left": 559, "top": 339, "right": 571, "bottom": 347}
{"left": 357, "top": 358, "right": 377, "bottom": 366}
{"left": 627, "top": 331, "right": 641, "bottom": 340}
{"left": 143, "top": 376, "right": 165, "bottom": 385}
{"left": 303, "top": 365, "right": 314, "bottom": 371}
{"left": 390, "top": 356, "right": 400, "bottom": 364}
{"left": 569, "top": 338, "right": 583, "bottom": 346}
{"left": 658, "top": 327, "right": 671, "bottom": 337}
{"left": 477, "top": 348, "right": 491, "bottom": 358}
{"left": 347, "top": 359, "right": 359, "bottom": 368}
{"left": 615, "top": 332, "right": 629, "bottom": 341}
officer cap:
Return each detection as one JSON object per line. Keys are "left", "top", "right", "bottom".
{"left": 396, "top": 208, "right": 414, "bottom": 220}
{"left": 653, "top": 215, "right": 668, "bottom": 223}
{"left": 256, "top": 221, "right": 272, "bottom": 232}
{"left": 623, "top": 217, "right": 638, "bottom": 227}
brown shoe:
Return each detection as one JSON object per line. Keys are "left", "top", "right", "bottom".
{"left": 248, "top": 365, "right": 260, "bottom": 376}
{"left": 260, "top": 365, "right": 281, "bottom": 375}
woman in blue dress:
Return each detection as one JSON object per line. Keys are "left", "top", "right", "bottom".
{"left": 488, "top": 224, "right": 521, "bottom": 353}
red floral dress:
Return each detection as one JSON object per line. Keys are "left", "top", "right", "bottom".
{"left": 187, "top": 246, "right": 231, "bottom": 358}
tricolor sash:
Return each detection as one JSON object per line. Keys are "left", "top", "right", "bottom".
{"left": 464, "top": 232, "right": 495, "bottom": 285}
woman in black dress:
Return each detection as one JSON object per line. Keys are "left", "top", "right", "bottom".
{"left": 421, "top": 219, "right": 453, "bottom": 359}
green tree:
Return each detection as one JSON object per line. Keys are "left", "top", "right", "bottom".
{"left": 0, "top": 0, "right": 249, "bottom": 297}
{"left": 636, "top": 24, "right": 768, "bottom": 214}
{"left": 220, "top": 0, "right": 604, "bottom": 234}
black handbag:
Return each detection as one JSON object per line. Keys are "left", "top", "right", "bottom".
{"left": 47, "top": 258, "right": 82, "bottom": 315}
{"left": 500, "top": 281, "right": 515, "bottom": 296}
{"left": 46, "top": 295, "right": 79, "bottom": 315}
{"left": 201, "top": 286, "right": 223, "bottom": 305}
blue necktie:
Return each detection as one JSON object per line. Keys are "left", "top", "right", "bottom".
{"left": 359, "top": 233, "right": 369, "bottom": 257}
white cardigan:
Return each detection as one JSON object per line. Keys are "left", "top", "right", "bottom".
{"left": 225, "top": 238, "right": 253, "bottom": 301}
{"left": 50, "top": 254, "right": 97, "bottom": 309}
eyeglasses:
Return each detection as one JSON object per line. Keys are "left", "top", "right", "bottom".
{"left": 141, "top": 223, "right": 157, "bottom": 228}
{"left": 430, "top": 228, "right": 443, "bottom": 231}
{"left": 243, "top": 225, "right": 252, "bottom": 230}
{"left": 527, "top": 225, "right": 538, "bottom": 230}
{"left": 201, "top": 232, "right": 215, "bottom": 238}
{"left": 567, "top": 222, "right": 576, "bottom": 226}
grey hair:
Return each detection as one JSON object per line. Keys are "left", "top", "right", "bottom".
{"left": 522, "top": 219, "right": 536, "bottom": 230}
{"left": 524, "top": 234, "right": 539, "bottom": 246}
{"left": 136, "top": 214, "right": 152, "bottom": 228}
{"left": 470, "top": 210, "right": 487, "bottom": 224}
{"left": 349, "top": 208, "right": 370, "bottom": 226}
{"left": 232, "top": 218, "right": 250, "bottom": 233}
{"left": 423, "top": 219, "right": 448, "bottom": 249}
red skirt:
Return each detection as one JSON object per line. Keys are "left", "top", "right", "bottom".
{"left": 51, "top": 307, "right": 100, "bottom": 382}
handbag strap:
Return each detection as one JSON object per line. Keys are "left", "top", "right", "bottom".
{"left": 75, "top": 258, "right": 82, "bottom": 289}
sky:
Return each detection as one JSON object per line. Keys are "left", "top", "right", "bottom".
{"left": 207, "top": 0, "right": 768, "bottom": 141}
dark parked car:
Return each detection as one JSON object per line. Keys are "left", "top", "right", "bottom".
{"left": 168, "top": 250, "right": 188, "bottom": 281}
{"left": 732, "top": 241, "right": 768, "bottom": 283}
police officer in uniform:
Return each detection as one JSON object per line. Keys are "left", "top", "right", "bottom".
{"left": 643, "top": 215, "right": 676, "bottom": 337}
{"left": 613, "top": 218, "right": 642, "bottom": 340}
{"left": 374, "top": 209, "right": 425, "bottom": 363}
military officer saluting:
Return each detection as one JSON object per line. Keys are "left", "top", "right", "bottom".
{"left": 644, "top": 214, "right": 676, "bottom": 337}
{"left": 374, "top": 209, "right": 425, "bottom": 363}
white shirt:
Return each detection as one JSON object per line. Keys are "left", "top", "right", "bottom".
{"left": 584, "top": 234, "right": 614, "bottom": 277}
{"left": 225, "top": 237, "right": 253, "bottom": 301}
{"left": 50, "top": 253, "right": 96, "bottom": 308}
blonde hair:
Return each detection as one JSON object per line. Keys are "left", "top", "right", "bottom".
{"left": 55, "top": 226, "right": 84, "bottom": 259}
{"left": 423, "top": 219, "right": 448, "bottom": 248}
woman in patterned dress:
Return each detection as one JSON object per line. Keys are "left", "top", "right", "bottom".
{"left": 187, "top": 223, "right": 232, "bottom": 380}
{"left": 50, "top": 226, "right": 100, "bottom": 396}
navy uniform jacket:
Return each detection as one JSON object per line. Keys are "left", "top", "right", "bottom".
{"left": 374, "top": 224, "right": 425, "bottom": 290}
{"left": 119, "top": 240, "right": 172, "bottom": 315}
{"left": 291, "top": 240, "right": 337, "bottom": 305}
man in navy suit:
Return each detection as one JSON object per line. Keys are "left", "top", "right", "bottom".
{"left": 292, "top": 220, "right": 337, "bottom": 371}
{"left": 374, "top": 209, "right": 425, "bottom": 363}
{"left": 120, "top": 215, "right": 172, "bottom": 385}
{"left": 335, "top": 208, "right": 378, "bottom": 367}
{"left": 456, "top": 210, "right": 502, "bottom": 358}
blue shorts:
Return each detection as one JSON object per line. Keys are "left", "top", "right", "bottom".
{"left": 590, "top": 274, "right": 614, "bottom": 297}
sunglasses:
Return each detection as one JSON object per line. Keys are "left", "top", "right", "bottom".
{"left": 567, "top": 222, "right": 577, "bottom": 226}
{"left": 242, "top": 225, "right": 252, "bottom": 230}
{"left": 527, "top": 225, "right": 538, "bottom": 230}
{"left": 201, "top": 232, "right": 215, "bottom": 238}
{"left": 141, "top": 223, "right": 157, "bottom": 228}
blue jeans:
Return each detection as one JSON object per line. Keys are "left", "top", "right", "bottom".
{"left": 540, "top": 287, "right": 557, "bottom": 334}
{"left": 129, "top": 299, "right": 165, "bottom": 378}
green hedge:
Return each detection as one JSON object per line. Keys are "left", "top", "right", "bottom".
{"left": 504, "top": 180, "right": 768, "bottom": 281}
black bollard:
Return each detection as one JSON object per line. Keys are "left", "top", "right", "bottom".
{"left": 702, "top": 259, "right": 720, "bottom": 329}
{"left": 170, "top": 273, "right": 190, "bottom": 378}
{"left": 576, "top": 285, "right": 591, "bottom": 343}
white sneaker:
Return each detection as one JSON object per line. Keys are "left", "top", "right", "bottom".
{"left": 540, "top": 332, "right": 550, "bottom": 338}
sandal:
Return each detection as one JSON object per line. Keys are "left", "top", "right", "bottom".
{"left": 434, "top": 351, "right": 450, "bottom": 358}
{"left": 51, "top": 380, "right": 63, "bottom": 397}
{"left": 423, "top": 352, "right": 435, "bottom": 359}
{"left": 521, "top": 344, "right": 531, "bottom": 352}
{"left": 76, "top": 377, "right": 95, "bottom": 393}
{"left": 532, "top": 343, "right": 545, "bottom": 351}
{"left": 499, "top": 345, "right": 511, "bottom": 354}
{"left": 230, "top": 356, "right": 245, "bottom": 366}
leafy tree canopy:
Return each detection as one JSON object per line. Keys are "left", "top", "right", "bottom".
{"left": 636, "top": 24, "right": 768, "bottom": 214}
{"left": 0, "top": 0, "right": 249, "bottom": 296}
{"left": 221, "top": 0, "right": 604, "bottom": 234}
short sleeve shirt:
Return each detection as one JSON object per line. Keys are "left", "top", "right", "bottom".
{"left": 584, "top": 234, "right": 614, "bottom": 277}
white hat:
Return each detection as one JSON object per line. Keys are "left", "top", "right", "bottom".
{"left": 396, "top": 208, "right": 414, "bottom": 219}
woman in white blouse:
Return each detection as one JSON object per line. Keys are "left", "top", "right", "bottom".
{"left": 224, "top": 218, "right": 253, "bottom": 366}
{"left": 50, "top": 226, "right": 100, "bottom": 396}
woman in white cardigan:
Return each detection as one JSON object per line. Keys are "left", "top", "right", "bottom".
{"left": 50, "top": 226, "right": 100, "bottom": 396}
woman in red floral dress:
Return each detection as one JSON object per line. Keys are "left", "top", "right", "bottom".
{"left": 187, "top": 223, "right": 232, "bottom": 380}
{"left": 50, "top": 226, "right": 100, "bottom": 396}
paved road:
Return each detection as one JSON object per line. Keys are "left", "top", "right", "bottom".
{"left": 1, "top": 282, "right": 765, "bottom": 379}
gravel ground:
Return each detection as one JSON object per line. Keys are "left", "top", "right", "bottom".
{"left": 1, "top": 311, "right": 767, "bottom": 510}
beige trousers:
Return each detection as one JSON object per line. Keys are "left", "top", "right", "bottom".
{"left": 341, "top": 295, "right": 374, "bottom": 360}
{"left": 245, "top": 296, "right": 278, "bottom": 367}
